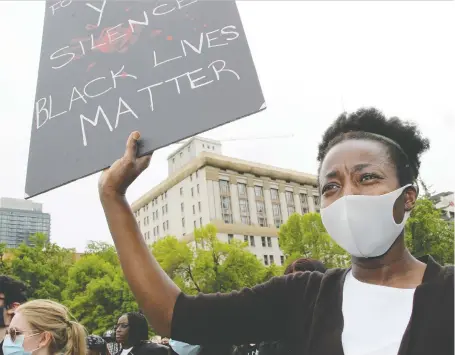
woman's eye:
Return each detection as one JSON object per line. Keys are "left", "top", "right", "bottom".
{"left": 322, "top": 184, "right": 338, "bottom": 194}
{"left": 360, "top": 173, "right": 381, "bottom": 182}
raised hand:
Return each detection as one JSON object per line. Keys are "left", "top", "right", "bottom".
{"left": 98, "top": 131, "right": 152, "bottom": 197}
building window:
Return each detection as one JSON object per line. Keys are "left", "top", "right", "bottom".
{"left": 198, "top": 202, "right": 201, "bottom": 212}
{"left": 313, "top": 195, "right": 321, "bottom": 212}
{"left": 267, "top": 237, "right": 272, "bottom": 247}
{"left": 228, "top": 234, "right": 234, "bottom": 244}
{"left": 197, "top": 184, "right": 200, "bottom": 194}
{"left": 180, "top": 187, "right": 183, "bottom": 196}
{"left": 287, "top": 206, "right": 296, "bottom": 216}
{"left": 258, "top": 216, "right": 266, "bottom": 227}
{"left": 152, "top": 211, "right": 155, "bottom": 221}
{"left": 300, "top": 193, "right": 309, "bottom": 214}
{"left": 270, "top": 188, "right": 279, "bottom": 201}
{"left": 162, "top": 206, "right": 165, "bottom": 214}
{"left": 256, "top": 201, "right": 267, "bottom": 227}
{"left": 238, "top": 183, "right": 247, "bottom": 197}
{"left": 166, "top": 220, "right": 169, "bottom": 229}
{"left": 221, "top": 196, "right": 233, "bottom": 224}
{"left": 270, "top": 255, "right": 275, "bottom": 264}
{"left": 241, "top": 216, "right": 251, "bottom": 225}
{"left": 244, "top": 235, "right": 248, "bottom": 243}
{"left": 261, "top": 236, "right": 266, "bottom": 247}
{"left": 263, "top": 255, "right": 269, "bottom": 266}
{"left": 194, "top": 220, "right": 197, "bottom": 229}
{"left": 181, "top": 203, "right": 184, "bottom": 212}
{"left": 280, "top": 255, "right": 284, "bottom": 265}
{"left": 250, "top": 236, "right": 255, "bottom": 247}
{"left": 200, "top": 217, "right": 203, "bottom": 226}
{"left": 187, "top": 146, "right": 190, "bottom": 152}
{"left": 165, "top": 191, "right": 167, "bottom": 198}
{"left": 163, "top": 222, "right": 166, "bottom": 231}
{"left": 161, "top": 195, "right": 163, "bottom": 201}
{"left": 285, "top": 191, "right": 294, "bottom": 204}
{"left": 190, "top": 174, "right": 193, "bottom": 182}
{"left": 196, "top": 170, "right": 198, "bottom": 178}
{"left": 165, "top": 204, "right": 168, "bottom": 213}
{"left": 157, "top": 226, "right": 159, "bottom": 235}
{"left": 156, "top": 210, "right": 159, "bottom": 218}
{"left": 180, "top": 152, "right": 183, "bottom": 158}
{"left": 193, "top": 205, "right": 196, "bottom": 214}
{"left": 272, "top": 203, "right": 282, "bottom": 228}
{"left": 182, "top": 218, "right": 185, "bottom": 227}
{"left": 220, "top": 180, "right": 230, "bottom": 195}
{"left": 191, "top": 187, "right": 194, "bottom": 197}
{"left": 254, "top": 186, "right": 264, "bottom": 198}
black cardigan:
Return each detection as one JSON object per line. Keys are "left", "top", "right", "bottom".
{"left": 171, "top": 256, "right": 454, "bottom": 355}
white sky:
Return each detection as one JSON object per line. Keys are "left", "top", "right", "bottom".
{"left": 0, "top": 1, "right": 453, "bottom": 251}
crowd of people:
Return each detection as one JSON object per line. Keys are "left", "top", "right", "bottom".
{"left": 0, "top": 108, "right": 453, "bottom": 355}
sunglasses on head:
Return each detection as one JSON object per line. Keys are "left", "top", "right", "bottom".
{"left": 114, "top": 324, "right": 129, "bottom": 330}
{"left": 6, "top": 327, "right": 41, "bottom": 342}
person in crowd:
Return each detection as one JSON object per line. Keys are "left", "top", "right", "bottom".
{"left": 0, "top": 276, "right": 28, "bottom": 355}
{"left": 2, "top": 299, "right": 86, "bottom": 355}
{"left": 114, "top": 312, "right": 169, "bottom": 355}
{"left": 99, "top": 108, "right": 454, "bottom": 355}
{"left": 87, "top": 335, "right": 107, "bottom": 355}
{"left": 103, "top": 329, "right": 118, "bottom": 355}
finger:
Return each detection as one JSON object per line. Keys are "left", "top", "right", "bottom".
{"left": 124, "top": 131, "right": 140, "bottom": 161}
{"left": 137, "top": 154, "right": 152, "bottom": 172}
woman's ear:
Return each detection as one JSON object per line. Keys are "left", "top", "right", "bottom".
{"left": 404, "top": 186, "right": 417, "bottom": 211}
{"left": 39, "top": 331, "right": 53, "bottom": 348}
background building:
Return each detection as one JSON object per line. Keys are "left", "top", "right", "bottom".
{"left": 0, "top": 197, "right": 51, "bottom": 248}
{"left": 131, "top": 137, "right": 320, "bottom": 266}
{"left": 430, "top": 191, "right": 454, "bottom": 221}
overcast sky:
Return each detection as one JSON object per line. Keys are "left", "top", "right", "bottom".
{"left": 0, "top": 1, "right": 453, "bottom": 251}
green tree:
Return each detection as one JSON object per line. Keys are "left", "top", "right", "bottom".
{"left": 152, "top": 224, "right": 267, "bottom": 294}
{"left": 62, "top": 243, "right": 138, "bottom": 334}
{"left": 405, "top": 198, "right": 454, "bottom": 265}
{"left": 279, "top": 213, "right": 350, "bottom": 268}
{"left": 7, "top": 233, "right": 74, "bottom": 301}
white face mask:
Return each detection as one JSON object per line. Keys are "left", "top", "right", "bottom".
{"left": 320, "top": 184, "right": 412, "bottom": 258}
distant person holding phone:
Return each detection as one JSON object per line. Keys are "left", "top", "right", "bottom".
{"left": 99, "top": 108, "right": 453, "bottom": 355}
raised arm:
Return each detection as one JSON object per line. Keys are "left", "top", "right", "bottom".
{"left": 98, "top": 132, "right": 180, "bottom": 336}
{"left": 99, "top": 132, "right": 312, "bottom": 343}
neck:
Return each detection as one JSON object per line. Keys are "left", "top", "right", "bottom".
{"left": 351, "top": 236, "right": 426, "bottom": 288}
{"left": 0, "top": 327, "right": 5, "bottom": 342}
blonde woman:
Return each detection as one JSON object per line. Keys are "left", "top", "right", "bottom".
{"left": 2, "top": 299, "right": 86, "bottom": 355}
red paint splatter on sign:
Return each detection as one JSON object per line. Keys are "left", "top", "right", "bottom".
{"left": 86, "top": 24, "right": 98, "bottom": 30}
{"left": 167, "top": 35, "right": 173, "bottom": 40}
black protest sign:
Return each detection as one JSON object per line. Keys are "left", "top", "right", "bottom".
{"left": 25, "top": 0, "right": 265, "bottom": 198}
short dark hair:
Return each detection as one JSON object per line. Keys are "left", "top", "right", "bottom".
{"left": 317, "top": 108, "right": 430, "bottom": 186}
{"left": 125, "top": 312, "right": 149, "bottom": 346}
{"left": 0, "top": 275, "right": 27, "bottom": 306}
{"left": 284, "top": 258, "right": 326, "bottom": 275}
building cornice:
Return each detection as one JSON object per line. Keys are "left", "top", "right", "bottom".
{"left": 131, "top": 152, "right": 318, "bottom": 211}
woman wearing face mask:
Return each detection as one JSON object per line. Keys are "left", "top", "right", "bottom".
{"left": 99, "top": 108, "right": 453, "bottom": 355}
{"left": 3, "top": 299, "right": 86, "bottom": 355}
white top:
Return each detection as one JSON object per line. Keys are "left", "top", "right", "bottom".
{"left": 342, "top": 270, "right": 416, "bottom": 355}
{"left": 121, "top": 348, "right": 133, "bottom": 355}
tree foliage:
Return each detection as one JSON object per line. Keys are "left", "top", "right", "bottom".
{"left": 405, "top": 198, "right": 454, "bottom": 265}
{"left": 6, "top": 233, "right": 74, "bottom": 301}
{"left": 152, "top": 224, "right": 271, "bottom": 294}
{"left": 279, "top": 213, "right": 350, "bottom": 268}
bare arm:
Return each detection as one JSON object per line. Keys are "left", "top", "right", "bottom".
{"left": 99, "top": 132, "right": 180, "bottom": 336}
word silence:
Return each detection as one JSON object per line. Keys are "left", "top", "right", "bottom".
{"left": 26, "top": 0, "right": 265, "bottom": 199}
